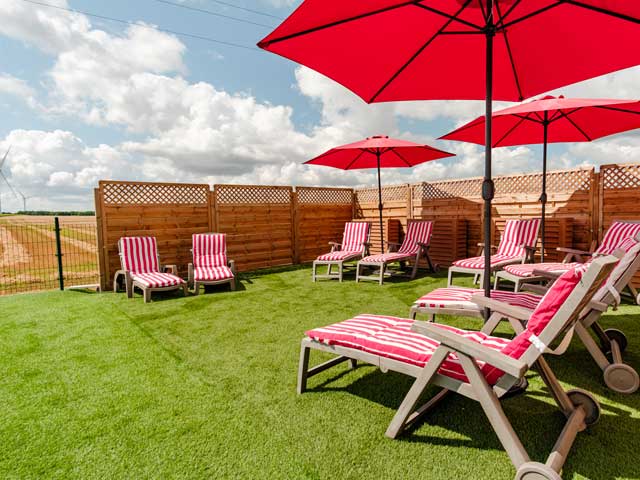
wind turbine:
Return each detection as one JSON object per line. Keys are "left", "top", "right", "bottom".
{"left": 17, "top": 190, "right": 34, "bottom": 212}
{"left": 0, "top": 146, "right": 21, "bottom": 213}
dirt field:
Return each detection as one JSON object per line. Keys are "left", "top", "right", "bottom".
{"left": 0, "top": 215, "right": 99, "bottom": 294}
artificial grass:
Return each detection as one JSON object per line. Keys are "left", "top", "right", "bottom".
{"left": 1, "top": 267, "right": 639, "bottom": 479}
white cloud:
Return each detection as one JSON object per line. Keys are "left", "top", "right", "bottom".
{"left": 0, "top": 130, "right": 134, "bottom": 210}
{"left": 0, "top": 73, "right": 37, "bottom": 107}
{"left": 0, "top": 0, "right": 638, "bottom": 211}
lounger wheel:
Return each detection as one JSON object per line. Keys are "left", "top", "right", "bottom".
{"left": 515, "top": 461, "right": 562, "bottom": 480}
{"left": 603, "top": 363, "right": 639, "bottom": 394}
{"left": 603, "top": 328, "right": 627, "bottom": 353}
{"left": 566, "top": 389, "right": 601, "bottom": 426}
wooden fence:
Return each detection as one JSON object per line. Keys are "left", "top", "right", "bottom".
{"left": 95, "top": 163, "right": 640, "bottom": 290}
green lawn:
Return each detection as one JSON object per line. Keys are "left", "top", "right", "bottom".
{"left": 1, "top": 267, "right": 639, "bottom": 479}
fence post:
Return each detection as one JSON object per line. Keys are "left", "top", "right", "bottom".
{"left": 54, "top": 216, "right": 64, "bottom": 290}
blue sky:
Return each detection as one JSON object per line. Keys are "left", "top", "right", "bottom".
{"left": 0, "top": 0, "right": 639, "bottom": 211}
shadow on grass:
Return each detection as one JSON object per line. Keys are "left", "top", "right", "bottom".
{"left": 305, "top": 364, "right": 640, "bottom": 480}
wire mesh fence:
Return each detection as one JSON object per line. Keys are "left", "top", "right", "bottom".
{"left": 0, "top": 216, "right": 99, "bottom": 295}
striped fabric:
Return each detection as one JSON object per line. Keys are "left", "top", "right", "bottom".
{"left": 503, "top": 262, "right": 581, "bottom": 278}
{"left": 194, "top": 266, "right": 234, "bottom": 281}
{"left": 131, "top": 272, "right": 184, "bottom": 288}
{"left": 596, "top": 221, "right": 640, "bottom": 255}
{"left": 495, "top": 219, "right": 541, "bottom": 257}
{"left": 341, "top": 222, "right": 370, "bottom": 252}
{"left": 317, "top": 250, "right": 363, "bottom": 261}
{"left": 308, "top": 268, "right": 583, "bottom": 385}
{"left": 415, "top": 287, "right": 542, "bottom": 310}
{"left": 452, "top": 254, "right": 522, "bottom": 269}
{"left": 193, "top": 233, "right": 227, "bottom": 268}
{"left": 398, "top": 221, "right": 433, "bottom": 254}
{"left": 306, "top": 314, "right": 511, "bottom": 384}
{"left": 502, "top": 222, "right": 640, "bottom": 279}
{"left": 361, "top": 252, "right": 413, "bottom": 263}
{"left": 361, "top": 221, "right": 433, "bottom": 263}
{"left": 120, "top": 237, "right": 160, "bottom": 273}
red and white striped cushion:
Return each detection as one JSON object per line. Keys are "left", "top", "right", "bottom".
{"left": 120, "top": 237, "right": 159, "bottom": 273}
{"left": 397, "top": 221, "right": 433, "bottom": 255}
{"left": 361, "top": 252, "right": 413, "bottom": 263}
{"left": 193, "top": 233, "right": 227, "bottom": 267}
{"left": 306, "top": 314, "right": 511, "bottom": 384}
{"left": 342, "top": 222, "right": 369, "bottom": 252}
{"left": 596, "top": 221, "right": 640, "bottom": 255}
{"left": 503, "top": 262, "right": 580, "bottom": 278}
{"left": 317, "top": 250, "right": 363, "bottom": 261}
{"left": 496, "top": 219, "right": 541, "bottom": 257}
{"left": 452, "top": 254, "right": 521, "bottom": 270}
{"left": 415, "top": 287, "right": 542, "bottom": 310}
{"left": 307, "top": 268, "right": 584, "bottom": 386}
{"left": 131, "top": 272, "right": 185, "bottom": 288}
{"left": 194, "top": 266, "right": 234, "bottom": 281}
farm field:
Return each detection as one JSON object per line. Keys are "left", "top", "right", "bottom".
{"left": 0, "top": 215, "right": 98, "bottom": 295}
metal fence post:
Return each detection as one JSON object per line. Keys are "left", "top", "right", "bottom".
{"left": 54, "top": 217, "right": 64, "bottom": 290}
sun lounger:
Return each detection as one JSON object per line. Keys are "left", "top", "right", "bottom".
{"left": 188, "top": 233, "right": 236, "bottom": 294}
{"left": 495, "top": 220, "right": 640, "bottom": 295}
{"left": 448, "top": 218, "right": 540, "bottom": 287}
{"left": 113, "top": 236, "right": 187, "bottom": 303}
{"left": 356, "top": 220, "right": 434, "bottom": 285}
{"left": 411, "top": 236, "right": 640, "bottom": 393}
{"left": 299, "top": 256, "right": 617, "bottom": 480}
{"left": 312, "top": 221, "right": 370, "bottom": 282}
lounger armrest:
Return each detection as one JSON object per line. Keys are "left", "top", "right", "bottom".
{"left": 470, "top": 295, "right": 534, "bottom": 321}
{"left": 411, "top": 322, "right": 528, "bottom": 379}
{"left": 162, "top": 264, "right": 178, "bottom": 275}
{"left": 385, "top": 241, "right": 401, "bottom": 252}
{"left": 328, "top": 241, "right": 342, "bottom": 252}
{"left": 477, "top": 243, "right": 498, "bottom": 250}
{"left": 416, "top": 242, "right": 430, "bottom": 249}
{"left": 532, "top": 269, "right": 562, "bottom": 280}
{"left": 557, "top": 247, "right": 592, "bottom": 257}
{"left": 228, "top": 259, "right": 236, "bottom": 275}
{"left": 523, "top": 245, "right": 537, "bottom": 262}
{"left": 521, "top": 284, "right": 549, "bottom": 295}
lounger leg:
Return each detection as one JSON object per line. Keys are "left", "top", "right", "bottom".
{"left": 447, "top": 268, "right": 453, "bottom": 287}
{"left": 193, "top": 281, "right": 200, "bottom": 296}
{"left": 379, "top": 264, "right": 385, "bottom": 285}
{"left": 297, "top": 341, "right": 311, "bottom": 394}
{"left": 493, "top": 274, "right": 499, "bottom": 290}
{"left": 182, "top": 284, "right": 188, "bottom": 296}
{"left": 425, "top": 249, "right": 435, "bottom": 273}
{"left": 385, "top": 346, "right": 449, "bottom": 439}
{"left": 411, "top": 252, "right": 420, "bottom": 280}
{"left": 339, "top": 263, "right": 343, "bottom": 282}
{"left": 459, "top": 354, "right": 530, "bottom": 469}
{"left": 143, "top": 288, "right": 151, "bottom": 303}
{"left": 473, "top": 273, "right": 479, "bottom": 285}
{"left": 356, "top": 262, "right": 361, "bottom": 282}
{"left": 230, "top": 278, "right": 236, "bottom": 291}
{"left": 349, "top": 359, "right": 357, "bottom": 369}
{"left": 312, "top": 262, "right": 317, "bottom": 282}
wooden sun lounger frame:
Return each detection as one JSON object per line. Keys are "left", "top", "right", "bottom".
{"left": 312, "top": 222, "right": 371, "bottom": 282}
{"left": 412, "top": 242, "right": 640, "bottom": 394}
{"left": 447, "top": 219, "right": 540, "bottom": 288}
{"left": 355, "top": 220, "right": 435, "bottom": 285}
{"left": 299, "top": 256, "right": 617, "bottom": 480}
{"left": 113, "top": 239, "right": 187, "bottom": 303}
{"left": 495, "top": 220, "right": 640, "bottom": 300}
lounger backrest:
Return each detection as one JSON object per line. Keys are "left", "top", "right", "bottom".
{"left": 119, "top": 237, "right": 160, "bottom": 273}
{"left": 496, "top": 218, "right": 540, "bottom": 257}
{"left": 593, "top": 235, "right": 640, "bottom": 304}
{"left": 398, "top": 221, "right": 433, "bottom": 254}
{"left": 482, "top": 255, "right": 617, "bottom": 385}
{"left": 342, "top": 222, "right": 370, "bottom": 252}
{"left": 595, "top": 221, "right": 640, "bottom": 255}
{"left": 193, "top": 233, "right": 227, "bottom": 268}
